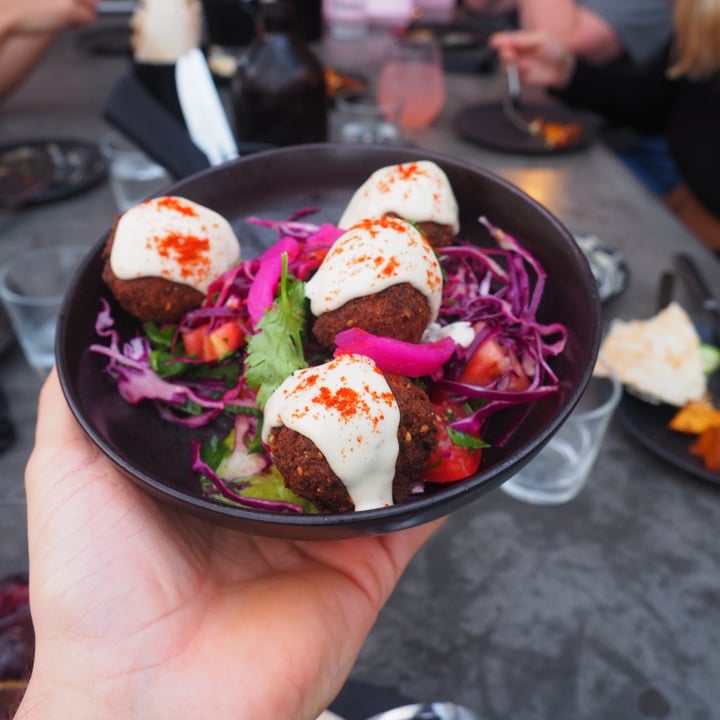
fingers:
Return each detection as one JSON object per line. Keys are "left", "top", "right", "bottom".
{"left": 490, "top": 30, "right": 548, "bottom": 63}
{"left": 25, "top": 368, "right": 100, "bottom": 507}
{"left": 34, "top": 368, "right": 85, "bottom": 449}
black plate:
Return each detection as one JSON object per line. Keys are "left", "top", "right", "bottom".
{"left": 0, "top": 139, "right": 107, "bottom": 208}
{"left": 453, "top": 100, "right": 594, "bottom": 155}
{"left": 55, "top": 143, "right": 601, "bottom": 540}
{"left": 615, "top": 391, "right": 720, "bottom": 486}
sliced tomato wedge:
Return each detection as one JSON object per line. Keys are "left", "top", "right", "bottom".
{"left": 421, "top": 401, "right": 484, "bottom": 484}
{"left": 457, "top": 336, "right": 530, "bottom": 392}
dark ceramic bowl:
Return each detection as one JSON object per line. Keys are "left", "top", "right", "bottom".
{"left": 56, "top": 144, "right": 601, "bottom": 540}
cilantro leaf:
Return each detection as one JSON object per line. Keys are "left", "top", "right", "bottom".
{"left": 447, "top": 427, "right": 490, "bottom": 450}
{"left": 245, "top": 255, "right": 308, "bottom": 408}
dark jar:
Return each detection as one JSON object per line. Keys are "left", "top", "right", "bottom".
{"left": 231, "top": 0, "right": 328, "bottom": 146}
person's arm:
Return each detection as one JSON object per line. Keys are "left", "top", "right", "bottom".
{"left": 518, "top": 0, "right": 623, "bottom": 63}
{"left": 0, "top": 34, "right": 55, "bottom": 101}
{"left": 0, "top": 0, "right": 97, "bottom": 102}
{"left": 491, "top": 31, "right": 674, "bottom": 134}
{"left": 15, "top": 371, "right": 444, "bottom": 720}
{"left": 554, "top": 41, "right": 674, "bottom": 134}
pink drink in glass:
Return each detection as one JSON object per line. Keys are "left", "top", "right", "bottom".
{"left": 376, "top": 37, "right": 445, "bottom": 130}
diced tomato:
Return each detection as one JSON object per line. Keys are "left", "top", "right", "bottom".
{"left": 421, "top": 401, "right": 483, "bottom": 483}
{"left": 457, "top": 336, "right": 530, "bottom": 392}
{"left": 203, "top": 321, "right": 245, "bottom": 361}
{"left": 182, "top": 321, "right": 245, "bottom": 362}
{"left": 182, "top": 325, "right": 207, "bottom": 358}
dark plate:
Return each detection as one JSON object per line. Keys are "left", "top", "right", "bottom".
{"left": 615, "top": 391, "right": 720, "bottom": 485}
{"left": 0, "top": 139, "right": 107, "bottom": 208}
{"left": 453, "top": 100, "right": 595, "bottom": 155}
{"left": 55, "top": 143, "right": 601, "bottom": 540}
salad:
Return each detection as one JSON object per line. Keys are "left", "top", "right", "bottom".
{"left": 91, "top": 194, "right": 567, "bottom": 515}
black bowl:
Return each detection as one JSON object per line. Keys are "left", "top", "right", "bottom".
{"left": 56, "top": 144, "right": 601, "bottom": 540}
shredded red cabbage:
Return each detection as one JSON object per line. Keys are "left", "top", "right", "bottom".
{"left": 191, "top": 441, "right": 304, "bottom": 514}
{"left": 91, "top": 211, "right": 568, "bottom": 513}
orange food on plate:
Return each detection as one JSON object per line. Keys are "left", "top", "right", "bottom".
{"left": 690, "top": 426, "right": 720, "bottom": 472}
{"left": 669, "top": 398, "right": 720, "bottom": 434}
{"left": 669, "top": 398, "right": 720, "bottom": 472}
{"left": 528, "top": 118, "right": 583, "bottom": 148}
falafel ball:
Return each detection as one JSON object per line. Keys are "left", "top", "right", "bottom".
{"left": 305, "top": 216, "right": 443, "bottom": 349}
{"left": 102, "top": 196, "right": 240, "bottom": 324}
{"left": 311, "top": 282, "right": 431, "bottom": 348}
{"left": 265, "top": 363, "right": 437, "bottom": 514}
{"left": 338, "top": 160, "right": 460, "bottom": 247}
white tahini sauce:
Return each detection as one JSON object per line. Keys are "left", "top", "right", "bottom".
{"left": 338, "top": 160, "right": 460, "bottom": 234}
{"left": 423, "top": 321, "right": 475, "bottom": 348}
{"left": 262, "top": 354, "right": 400, "bottom": 511}
{"left": 304, "top": 216, "right": 443, "bottom": 322}
{"left": 110, "top": 196, "right": 240, "bottom": 294}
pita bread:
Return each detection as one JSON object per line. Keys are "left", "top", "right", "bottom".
{"left": 596, "top": 302, "right": 706, "bottom": 407}
{"left": 131, "top": 0, "right": 201, "bottom": 63}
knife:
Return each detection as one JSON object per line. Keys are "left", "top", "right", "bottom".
{"left": 674, "top": 253, "right": 720, "bottom": 341}
{"left": 175, "top": 48, "right": 239, "bottom": 166}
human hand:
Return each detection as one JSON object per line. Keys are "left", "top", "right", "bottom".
{"left": 3, "top": 0, "right": 97, "bottom": 37}
{"left": 491, "top": 30, "right": 576, "bottom": 89}
{"left": 17, "top": 371, "right": 444, "bottom": 720}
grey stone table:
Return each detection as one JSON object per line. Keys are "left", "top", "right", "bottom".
{"left": 1, "top": 22, "right": 719, "bottom": 720}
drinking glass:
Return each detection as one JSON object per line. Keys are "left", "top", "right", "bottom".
{"left": 0, "top": 245, "right": 88, "bottom": 377}
{"left": 100, "top": 133, "right": 170, "bottom": 213}
{"left": 501, "top": 357, "right": 622, "bottom": 505}
{"left": 376, "top": 33, "right": 445, "bottom": 131}
{"left": 333, "top": 94, "right": 403, "bottom": 144}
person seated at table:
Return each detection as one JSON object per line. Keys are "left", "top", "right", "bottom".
{"left": 14, "top": 370, "right": 444, "bottom": 720}
{"left": 463, "top": 0, "right": 679, "bottom": 202}
{"left": 491, "top": 0, "right": 720, "bottom": 256}
{"left": 463, "top": 0, "right": 672, "bottom": 64}
{"left": 0, "top": 0, "right": 97, "bottom": 102}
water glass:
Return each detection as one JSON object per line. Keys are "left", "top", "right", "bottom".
{"left": 100, "top": 133, "right": 170, "bottom": 212}
{"left": 333, "top": 95, "right": 403, "bottom": 144}
{"left": 376, "top": 33, "right": 445, "bottom": 131}
{"left": 0, "top": 245, "right": 88, "bottom": 377}
{"left": 501, "top": 359, "right": 622, "bottom": 505}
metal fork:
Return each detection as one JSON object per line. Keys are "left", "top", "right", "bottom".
{"left": 501, "top": 62, "right": 537, "bottom": 136}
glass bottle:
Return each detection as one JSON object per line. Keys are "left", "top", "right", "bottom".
{"left": 231, "top": 0, "right": 328, "bottom": 145}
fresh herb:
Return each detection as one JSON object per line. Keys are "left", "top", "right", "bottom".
{"left": 447, "top": 426, "right": 490, "bottom": 450}
{"left": 245, "top": 254, "right": 308, "bottom": 408}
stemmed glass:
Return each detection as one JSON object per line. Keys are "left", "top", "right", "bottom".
{"left": 375, "top": 31, "right": 445, "bottom": 133}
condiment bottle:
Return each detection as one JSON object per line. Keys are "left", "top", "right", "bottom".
{"left": 232, "top": 0, "right": 328, "bottom": 145}
{"left": 131, "top": 0, "right": 203, "bottom": 127}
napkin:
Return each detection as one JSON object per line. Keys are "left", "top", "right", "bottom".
{"left": 103, "top": 73, "right": 211, "bottom": 179}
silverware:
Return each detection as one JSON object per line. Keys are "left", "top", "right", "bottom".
{"left": 501, "top": 62, "right": 536, "bottom": 136}
{"left": 674, "top": 253, "right": 720, "bottom": 340}
{"left": 364, "top": 701, "right": 480, "bottom": 720}
{"left": 656, "top": 270, "right": 675, "bottom": 311}
{"left": 175, "top": 48, "right": 239, "bottom": 166}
